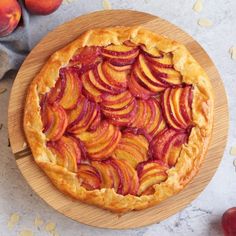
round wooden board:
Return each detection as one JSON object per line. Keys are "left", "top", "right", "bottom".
{"left": 8, "top": 10, "right": 228, "bottom": 229}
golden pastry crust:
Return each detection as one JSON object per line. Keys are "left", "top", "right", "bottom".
{"left": 24, "top": 26, "right": 214, "bottom": 213}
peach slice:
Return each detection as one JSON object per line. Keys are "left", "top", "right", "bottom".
{"left": 102, "top": 98, "right": 137, "bottom": 126}
{"left": 102, "top": 61, "right": 128, "bottom": 89}
{"left": 162, "top": 86, "right": 193, "bottom": 130}
{"left": 77, "top": 122, "right": 121, "bottom": 161}
{"left": 101, "top": 90, "right": 133, "bottom": 110}
{"left": 94, "top": 63, "right": 125, "bottom": 93}
{"left": 112, "top": 132, "right": 149, "bottom": 168}
{"left": 145, "top": 53, "right": 173, "bottom": 68}
{"left": 67, "top": 96, "right": 100, "bottom": 135}
{"left": 77, "top": 164, "right": 101, "bottom": 190}
{"left": 101, "top": 44, "right": 139, "bottom": 66}
{"left": 91, "top": 161, "right": 114, "bottom": 189}
{"left": 110, "top": 158, "right": 139, "bottom": 195}
{"left": 101, "top": 44, "right": 139, "bottom": 57}
{"left": 145, "top": 98, "right": 166, "bottom": 138}
{"left": 131, "top": 98, "right": 166, "bottom": 139}
{"left": 41, "top": 103, "right": 68, "bottom": 141}
{"left": 140, "top": 45, "right": 163, "bottom": 58}
{"left": 135, "top": 54, "right": 167, "bottom": 92}
{"left": 145, "top": 53, "right": 182, "bottom": 86}
{"left": 0, "top": 0, "right": 21, "bottom": 37}
{"left": 81, "top": 72, "right": 102, "bottom": 103}
{"left": 151, "top": 128, "right": 188, "bottom": 166}
{"left": 128, "top": 72, "right": 155, "bottom": 100}
{"left": 47, "top": 136, "right": 81, "bottom": 172}
{"left": 137, "top": 160, "right": 168, "bottom": 196}
{"left": 59, "top": 68, "right": 81, "bottom": 109}
{"left": 47, "top": 68, "right": 81, "bottom": 109}
{"left": 24, "top": 0, "right": 62, "bottom": 15}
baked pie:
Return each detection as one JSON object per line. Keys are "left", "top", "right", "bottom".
{"left": 24, "top": 27, "right": 214, "bottom": 212}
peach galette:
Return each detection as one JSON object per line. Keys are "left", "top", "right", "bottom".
{"left": 24, "top": 27, "right": 214, "bottom": 213}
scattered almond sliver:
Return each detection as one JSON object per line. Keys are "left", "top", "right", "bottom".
{"left": 45, "top": 222, "right": 56, "bottom": 233}
{"left": 34, "top": 215, "right": 44, "bottom": 228}
{"left": 198, "top": 18, "right": 213, "bottom": 27}
{"left": 230, "top": 146, "right": 236, "bottom": 156}
{"left": 193, "top": 0, "right": 203, "bottom": 13}
{"left": 52, "top": 230, "right": 60, "bottom": 236}
{"left": 229, "top": 47, "right": 236, "bottom": 60}
{"left": 63, "top": 0, "right": 74, "bottom": 4}
{"left": 22, "top": 142, "right": 27, "bottom": 148}
{"left": 102, "top": 0, "right": 112, "bottom": 10}
{"left": 233, "top": 159, "right": 236, "bottom": 170}
{"left": 19, "top": 230, "right": 34, "bottom": 236}
{"left": 7, "top": 213, "right": 20, "bottom": 230}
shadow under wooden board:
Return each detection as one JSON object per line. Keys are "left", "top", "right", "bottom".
{"left": 8, "top": 10, "right": 228, "bottom": 229}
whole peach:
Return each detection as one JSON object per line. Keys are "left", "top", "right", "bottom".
{"left": 24, "top": 0, "right": 62, "bottom": 15}
{"left": 0, "top": 0, "right": 21, "bottom": 37}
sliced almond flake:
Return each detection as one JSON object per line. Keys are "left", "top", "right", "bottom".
{"left": 229, "top": 47, "right": 236, "bottom": 60}
{"left": 34, "top": 215, "right": 44, "bottom": 227}
{"left": 52, "top": 230, "right": 60, "bottom": 236}
{"left": 102, "top": 0, "right": 112, "bottom": 10}
{"left": 63, "top": 0, "right": 74, "bottom": 4}
{"left": 22, "top": 142, "right": 27, "bottom": 148}
{"left": 7, "top": 213, "right": 20, "bottom": 230}
{"left": 230, "top": 146, "right": 236, "bottom": 156}
{"left": 198, "top": 18, "right": 213, "bottom": 27}
{"left": 19, "top": 230, "right": 34, "bottom": 236}
{"left": 193, "top": 0, "right": 203, "bottom": 13}
{"left": 233, "top": 159, "right": 236, "bottom": 169}
{"left": 0, "top": 88, "right": 7, "bottom": 95}
{"left": 45, "top": 222, "right": 56, "bottom": 233}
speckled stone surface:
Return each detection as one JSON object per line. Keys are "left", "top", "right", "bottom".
{"left": 0, "top": 0, "right": 236, "bottom": 235}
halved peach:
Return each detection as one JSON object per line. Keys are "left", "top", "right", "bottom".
{"left": 136, "top": 160, "right": 168, "bottom": 196}
{"left": 47, "top": 135, "right": 80, "bottom": 172}
{"left": 67, "top": 96, "right": 100, "bottom": 135}
{"left": 77, "top": 164, "right": 101, "bottom": 190}
{"left": 151, "top": 128, "right": 187, "bottom": 166}
{"left": 41, "top": 103, "right": 68, "bottom": 141}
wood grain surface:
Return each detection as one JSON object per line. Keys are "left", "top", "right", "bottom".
{"left": 8, "top": 10, "right": 228, "bottom": 229}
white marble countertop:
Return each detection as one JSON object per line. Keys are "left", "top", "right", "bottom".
{"left": 0, "top": 0, "right": 236, "bottom": 235}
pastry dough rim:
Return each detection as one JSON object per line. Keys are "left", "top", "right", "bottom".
{"left": 23, "top": 26, "right": 214, "bottom": 213}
